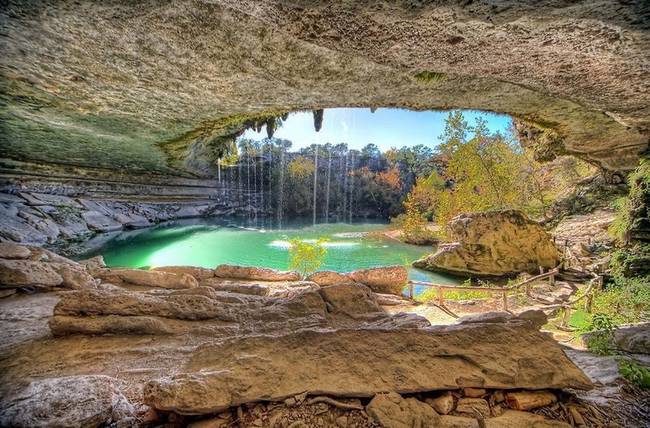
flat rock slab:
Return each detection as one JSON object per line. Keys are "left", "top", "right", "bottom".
{"left": 214, "top": 264, "right": 301, "bottom": 282}
{"left": 143, "top": 321, "right": 592, "bottom": 414}
{"left": 0, "top": 375, "right": 135, "bottom": 427}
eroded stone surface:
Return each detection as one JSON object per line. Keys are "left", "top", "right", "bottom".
{"left": 143, "top": 321, "right": 591, "bottom": 414}
{"left": 214, "top": 264, "right": 301, "bottom": 281}
{"left": 152, "top": 266, "right": 215, "bottom": 280}
{"left": 366, "top": 392, "right": 439, "bottom": 428}
{"left": 346, "top": 266, "right": 407, "bottom": 296}
{"left": 1, "top": 1, "right": 648, "bottom": 174}
{"left": 0, "top": 375, "right": 136, "bottom": 428}
{"left": 414, "top": 210, "right": 559, "bottom": 277}
{"left": 96, "top": 268, "right": 199, "bottom": 289}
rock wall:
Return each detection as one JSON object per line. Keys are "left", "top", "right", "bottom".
{"left": 1, "top": 1, "right": 648, "bottom": 175}
{"left": 0, "top": 159, "right": 260, "bottom": 247}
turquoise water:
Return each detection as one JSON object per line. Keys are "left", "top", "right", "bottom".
{"left": 82, "top": 218, "right": 460, "bottom": 288}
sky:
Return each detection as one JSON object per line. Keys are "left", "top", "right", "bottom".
{"left": 240, "top": 108, "right": 513, "bottom": 151}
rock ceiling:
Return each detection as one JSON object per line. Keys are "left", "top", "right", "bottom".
{"left": 1, "top": 0, "right": 648, "bottom": 176}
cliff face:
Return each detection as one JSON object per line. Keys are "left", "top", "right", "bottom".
{"left": 0, "top": 159, "right": 258, "bottom": 247}
{"left": 1, "top": 0, "right": 649, "bottom": 177}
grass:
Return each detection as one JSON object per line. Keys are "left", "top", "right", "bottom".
{"left": 415, "top": 286, "right": 494, "bottom": 303}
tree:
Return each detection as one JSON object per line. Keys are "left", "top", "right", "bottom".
{"left": 288, "top": 238, "right": 328, "bottom": 278}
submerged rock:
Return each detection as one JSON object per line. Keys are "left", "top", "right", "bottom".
{"left": 414, "top": 210, "right": 559, "bottom": 277}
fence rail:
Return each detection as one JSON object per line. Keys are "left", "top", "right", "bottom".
{"left": 406, "top": 267, "right": 560, "bottom": 312}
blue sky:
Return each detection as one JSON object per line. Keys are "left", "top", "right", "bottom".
{"left": 240, "top": 108, "right": 513, "bottom": 151}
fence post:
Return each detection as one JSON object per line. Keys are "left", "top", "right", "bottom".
{"left": 502, "top": 290, "right": 508, "bottom": 312}
{"left": 549, "top": 271, "right": 555, "bottom": 286}
{"left": 408, "top": 282, "right": 414, "bottom": 300}
{"left": 437, "top": 287, "right": 444, "bottom": 306}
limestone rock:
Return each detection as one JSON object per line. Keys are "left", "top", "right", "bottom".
{"left": 143, "top": 321, "right": 591, "bottom": 414}
{"left": 438, "top": 411, "right": 570, "bottom": 428}
{"left": 153, "top": 265, "right": 215, "bottom": 280}
{"left": 346, "top": 266, "right": 407, "bottom": 296}
{"left": 0, "top": 375, "right": 135, "bottom": 428}
{"left": 55, "top": 263, "right": 98, "bottom": 289}
{"left": 306, "top": 270, "right": 352, "bottom": 286}
{"left": 50, "top": 285, "right": 329, "bottom": 336}
{"left": 214, "top": 264, "right": 301, "bottom": 281}
{"left": 614, "top": 323, "right": 650, "bottom": 354}
{"left": 517, "top": 310, "right": 549, "bottom": 330}
{"left": 455, "top": 398, "right": 490, "bottom": 418}
{"left": 97, "top": 268, "right": 198, "bottom": 289}
{"left": 318, "top": 282, "right": 383, "bottom": 318}
{"left": 414, "top": 211, "right": 559, "bottom": 277}
{"left": 0, "top": 242, "right": 32, "bottom": 259}
{"left": 81, "top": 210, "right": 123, "bottom": 232}
{"left": 458, "top": 312, "right": 513, "bottom": 325}
{"left": 0, "top": 259, "right": 63, "bottom": 288}
{"left": 79, "top": 255, "right": 107, "bottom": 273}
{"left": 426, "top": 391, "right": 455, "bottom": 415}
{"left": 366, "top": 392, "right": 439, "bottom": 428}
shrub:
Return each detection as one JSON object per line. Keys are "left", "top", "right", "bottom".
{"left": 288, "top": 238, "right": 327, "bottom": 278}
{"left": 618, "top": 359, "right": 650, "bottom": 389}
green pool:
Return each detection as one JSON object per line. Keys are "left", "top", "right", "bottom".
{"left": 80, "top": 218, "right": 461, "bottom": 290}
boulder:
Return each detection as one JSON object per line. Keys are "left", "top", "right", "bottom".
{"left": 306, "top": 270, "right": 352, "bottom": 286}
{"left": 0, "top": 242, "right": 32, "bottom": 259}
{"left": 153, "top": 265, "right": 215, "bottom": 280}
{"left": 0, "top": 259, "right": 63, "bottom": 288}
{"left": 614, "top": 322, "right": 650, "bottom": 354}
{"left": 318, "top": 282, "right": 383, "bottom": 317}
{"left": 214, "top": 264, "right": 301, "bottom": 281}
{"left": 97, "top": 268, "right": 198, "bottom": 289}
{"left": 81, "top": 210, "right": 123, "bottom": 233}
{"left": 455, "top": 398, "right": 490, "bottom": 418}
{"left": 426, "top": 391, "right": 455, "bottom": 415}
{"left": 366, "top": 392, "right": 439, "bottom": 428}
{"left": 346, "top": 266, "right": 407, "bottom": 296}
{"left": 78, "top": 255, "right": 107, "bottom": 273}
{"left": 457, "top": 312, "right": 513, "bottom": 325}
{"left": 143, "top": 321, "right": 591, "bottom": 414}
{"left": 0, "top": 375, "right": 135, "bottom": 428}
{"left": 438, "top": 411, "right": 570, "bottom": 428}
{"left": 414, "top": 210, "right": 559, "bottom": 277}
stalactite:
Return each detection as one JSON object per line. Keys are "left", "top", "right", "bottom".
{"left": 313, "top": 109, "right": 324, "bottom": 132}
{"left": 266, "top": 118, "right": 276, "bottom": 139}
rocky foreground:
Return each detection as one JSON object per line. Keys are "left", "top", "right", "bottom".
{"left": 0, "top": 242, "right": 608, "bottom": 427}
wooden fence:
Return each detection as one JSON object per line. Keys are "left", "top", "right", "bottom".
{"left": 406, "top": 267, "right": 560, "bottom": 313}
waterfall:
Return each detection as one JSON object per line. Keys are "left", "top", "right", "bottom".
{"left": 278, "top": 144, "right": 285, "bottom": 228}
{"left": 247, "top": 151, "right": 251, "bottom": 221}
{"left": 238, "top": 160, "right": 242, "bottom": 212}
{"left": 266, "top": 144, "right": 273, "bottom": 228}
{"left": 312, "top": 146, "right": 319, "bottom": 225}
{"left": 260, "top": 144, "right": 266, "bottom": 226}
{"left": 349, "top": 151, "right": 355, "bottom": 223}
{"left": 217, "top": 158, "right": 221, "bottom": 183}
{"left": 253, "top": 152, "right": 258, "bottom": 226}
{"left": 342, "top": 152, "right": 348, "bottom": 223}
{"left": 325, "top": 150, "right": 332, "bottom": 223}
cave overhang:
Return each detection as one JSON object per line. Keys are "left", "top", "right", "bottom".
{"left": 1, "top": 0, "right": 648, "bottom": 177}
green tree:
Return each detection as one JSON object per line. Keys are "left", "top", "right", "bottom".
{"left": 288, "top": 238, "right": 328, "bottom": 278}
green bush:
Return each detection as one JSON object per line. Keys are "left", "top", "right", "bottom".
{"left": 618, "top": 359, "right": 650, "bottom": 389}
{"left": 288, "top": 238, "right": 328, "bottom": 278}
